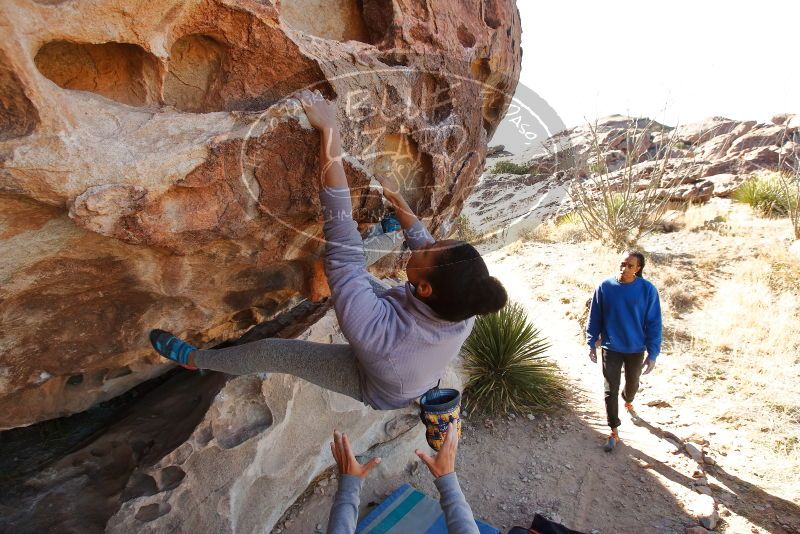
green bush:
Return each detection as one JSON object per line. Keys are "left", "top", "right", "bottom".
{"left": 491, "top": 160, "right": 530, "bottom": 175}
{"left": 462, "top": 302, "right": 568, "bottom": 415}
{"left": 733, "top": 174, "right": 797, "bottom": 217}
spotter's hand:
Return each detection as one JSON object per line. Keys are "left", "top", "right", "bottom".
{"left": 330, "top": 430, "right": 381, "bottom": 479}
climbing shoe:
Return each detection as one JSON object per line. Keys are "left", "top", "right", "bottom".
{"left": 381, "top": 213, "right": 402, "bottom": 233}
{"left": 149, "top": 329, "right": 197, "bottom": 369}
{"left": 603, "top": 432, "right": 619, "bottom": 452}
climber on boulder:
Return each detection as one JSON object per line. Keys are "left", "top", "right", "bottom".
{"left": 149, "top": 89, "right": 507, "bottom": 411}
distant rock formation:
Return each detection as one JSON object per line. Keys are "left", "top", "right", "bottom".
{"left": 0, "top": 0, "right": 522, "bottom": 428}
{"left": 465, "top": 114, "right": 799, "bottom": 235}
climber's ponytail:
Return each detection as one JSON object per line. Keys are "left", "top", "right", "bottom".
{"left": 422, "top": 242, "right": 508, "bottom": 322}
{"left": 469, "top": 276, "right": 507, "bottom": 316}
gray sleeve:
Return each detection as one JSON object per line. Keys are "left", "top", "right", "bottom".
{"left": 319, "top": 187, "right": 397, "bottom": 350}
{"left": 434, "top": 473, "right": 480, "bottom": 534}
{"left": 363, "top": 229, "right": 405, "bottom": 267}
{"left": 404, "top": 220, "right": 435, "bottom": 250}
{"left": 366, "top": 276, "right": 390, "bottom": 297}
{"left": 326, "top": 474, "right": 363, "bottom": 534}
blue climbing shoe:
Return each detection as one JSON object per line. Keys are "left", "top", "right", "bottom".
{"left": 149, "top": 329, "right": 197, "bottom": 369}
{"left": 381, "top": 213, "right": 402, "bottom": 233}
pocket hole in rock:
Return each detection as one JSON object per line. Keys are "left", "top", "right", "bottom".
{"left": 155, "top": 465, "right": 186, "bottom": 492}
{"left": 470, "top": 57, "right": 491, "bottom": 83}
{"left": 0, "top": 52, "right": 40, "bottom": 141}
{"left": 105, "top": 366, "right": 133, "bottom": 380}
{"left": 378, "top": 52, "right": 410, "bottom": 67}
{"left": 417, "top": 74, "right": 453, "bottom": 123}
{"left": 163, "top": 34, "right": 226, "bottom": 113}
{"left": 34, "top": 41, "right": 161, "bottom": 107}
{"left": 216, "top": 402, "right": 273, "bottom": 450}
{"left": 134, "top": 502, "right": 171, "bottom": 522}
{"left": 121, "top": 472, "right": 159, "bottom": 501}
{"left": 457, "top": 24, "right": 476, "bottom": 48}
{"left": 66, "top": 374, "right": 84, "bottom": 386}
{"left": 482, "top": 0, "right": 501, "bottom": 29}
{"left": 360, "top": 0, "right": 394, "bottom": 44}
{"left": 280, "top": 0, "right": 370, "bottom": 43}
{"left": 373, "top": 133, "right": 435, "bottom": 216}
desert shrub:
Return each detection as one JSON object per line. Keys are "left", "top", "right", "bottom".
{"left": 777, "top": 126, "right": 800, "bottom": 239}
{"left": 517, "top": 226, "right": 538, "bottom": 242}
{"left": 462, "top": 302, "right": 567, "bottom": 414}
{"left": 453, "top": 214, "right": 480, "bottom": 242}
{"left": 567, "top": 119, "right": 686, "bottom": 251}
{"left": 491, "top": 160, "right": 530, "bottom": 175}
{"left": 733, "top": 173, "right": 797, "bottom": 218}
{"left": 525, "top": 212, "right": 588, "bottom": 244}
{"left": 778, "top": 156, "right": 800, "bottom": 239}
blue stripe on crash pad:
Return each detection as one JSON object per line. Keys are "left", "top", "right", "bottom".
{"left": 356, "top": 485, "right": 413, "bottom": 533}
{"left": 356, "top": 483, "right": 500, "bottom": 534}
{"left": 368, "top": 490, "right": 425, "bottom": 533}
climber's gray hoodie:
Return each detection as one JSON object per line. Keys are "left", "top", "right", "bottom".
{"left": 321, "top": 187, "right": 474, "bottom": 410}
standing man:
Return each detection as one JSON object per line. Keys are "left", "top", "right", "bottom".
{"left": 586, "top": 250, "right": 662, "bottom": 452}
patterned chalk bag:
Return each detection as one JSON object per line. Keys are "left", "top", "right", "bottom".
{"left": 418, "top": 383, "right": 462, "bottom": 451}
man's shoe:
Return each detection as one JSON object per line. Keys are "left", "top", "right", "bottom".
{"left": 603, "top": 432, "right": 619, "bottom": 452}
{"left": 624, "top": 402, "right": 634, "bottom": 412}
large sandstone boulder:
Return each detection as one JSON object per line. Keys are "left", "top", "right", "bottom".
{"left": 0, "top": 0, "right": 522, "bottom": 428}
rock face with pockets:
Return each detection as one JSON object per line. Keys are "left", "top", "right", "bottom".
{"left": 0, "top": 0, "right": 522, "bottom": 428}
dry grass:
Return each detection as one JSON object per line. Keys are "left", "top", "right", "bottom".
{"left": 524, "top": 216, "right": 589, "bottom": 244}
{"left": 530, "top": 200, "right": 800, "bottom": 498}
{"left": 661, "top": 200, "right": 733, "bottom": 233}
{"left": 504, "top": 239, "right": 526, "bottom": 256}
{"left": 688, "top": 248, "right": 800, "bottom": 492}
{"left": 650, "top": 207, "right": 799, "bottom": 494}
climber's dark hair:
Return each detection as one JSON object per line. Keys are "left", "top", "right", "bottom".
{"left": 423, "top": 241, "right": 508, "bottom": 322}
{"left": 625, "top": 249, "right": 645, "bottom": 277}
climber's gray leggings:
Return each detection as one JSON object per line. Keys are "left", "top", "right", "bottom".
{"left": 194, "top": 339, "right": 363, "bottom": 402}
{"left": 193, "top": 230, "right": 403, "bottom": 404}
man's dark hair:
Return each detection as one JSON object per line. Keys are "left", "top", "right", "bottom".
{"left": 625, "top": 249, "right": 646, "bottom": 277}
{"left": 424, "top": 242, "right": 508, "bottom": 322}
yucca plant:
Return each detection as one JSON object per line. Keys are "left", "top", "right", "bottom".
{"left": 556, "top": 211, "right": 583, "bottom": 226}
{"left": 462, "top": 302, "right": 567, "bottom": 415}
{"left": 733, "top": 173, "right": 796, "bottom": 217}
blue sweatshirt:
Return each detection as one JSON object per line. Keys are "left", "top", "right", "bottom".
{"left": 320, "top": 187, "right": 475, "bottom": 410}
{"left": 586, "top": 276, "right": 662, "bottom": 360}
{"left": 326, "top": 473, "right": 480, "bottom": 534}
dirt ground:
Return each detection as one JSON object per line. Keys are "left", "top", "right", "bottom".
{"left": 277, "top": 200, "right": 800, "bottom": 534}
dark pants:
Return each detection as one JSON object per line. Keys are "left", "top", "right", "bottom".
{"left": 602, "top": 349, "right": 646, "bottom": 429}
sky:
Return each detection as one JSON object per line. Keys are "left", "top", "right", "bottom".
{"left": 514, "top": 0, "right": 800, "bottom": 130}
